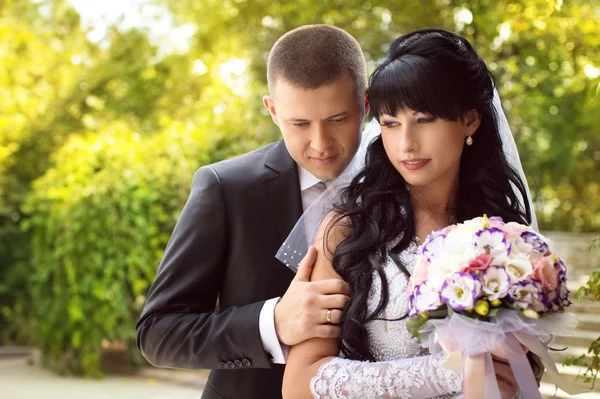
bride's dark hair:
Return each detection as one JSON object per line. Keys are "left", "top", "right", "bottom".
{"left": 328, "top": 28, "right": 532, "bottom": 361}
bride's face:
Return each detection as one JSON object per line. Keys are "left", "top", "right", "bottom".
{"left": 379, "top": 108, "right": 479, "bottom": 190}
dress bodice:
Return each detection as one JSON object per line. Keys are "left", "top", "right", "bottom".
{"left": 365, "top": 241, "right": 425, "bottom": 361}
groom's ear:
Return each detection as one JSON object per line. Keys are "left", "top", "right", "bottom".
{"left": 463, "top": 109, "right": 481, "bottom": 136}
{"left": 263, "top": 95, "right": 279, "bottom": 126}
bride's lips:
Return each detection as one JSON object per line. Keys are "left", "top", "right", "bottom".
{"left": 311, "top": 155, "right": 338, "bottom": 165}
{"left": 400, "top": 158, "right": 430, "bottom": 170}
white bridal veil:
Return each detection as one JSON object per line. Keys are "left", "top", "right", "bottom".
{"left": 276, "top": 89, "right": 537, "bottom": 271}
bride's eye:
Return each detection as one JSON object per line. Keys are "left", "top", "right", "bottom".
{"left": 380, "top": 121, "right": 399, "bottom": 128}
{"left": 416, "top": 115, "right": 436, "bottom": 123}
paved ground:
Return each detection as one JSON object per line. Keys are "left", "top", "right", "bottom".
{"left": 3, "top": 352, "right": 600, "bottom": 399}
{"left": 0, "top": 357, "right": 203, "bottom": 399}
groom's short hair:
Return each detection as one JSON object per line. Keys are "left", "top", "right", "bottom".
{"left": 267, "top": 25, "right": 367, "bottom": 101}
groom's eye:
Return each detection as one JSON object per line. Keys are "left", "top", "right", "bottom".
{"left": 292, "top": 122, "right": 309, "bottom": 127}
{"left": 330, "top": 117, "right": 347, "bottom": 124}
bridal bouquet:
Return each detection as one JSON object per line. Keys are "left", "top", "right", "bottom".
{"left": 407, "top": 215, "right": 585, "bottom": 398}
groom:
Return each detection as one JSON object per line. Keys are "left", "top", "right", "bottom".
{"left": 136, "top": 25, "right": 368, "bottom": 399}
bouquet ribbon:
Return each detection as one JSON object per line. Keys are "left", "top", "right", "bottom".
{"left": 418, "top": 309, "right": 589, "bottom": 398}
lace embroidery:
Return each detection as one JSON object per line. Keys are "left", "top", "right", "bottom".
{"left": 310, "top": 352, "right": 462, "bottom": 399}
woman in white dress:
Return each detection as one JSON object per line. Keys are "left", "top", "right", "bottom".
{"left": 281, "top": 29, "right": 543, "bottom": 399}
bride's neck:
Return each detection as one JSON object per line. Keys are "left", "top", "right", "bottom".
{"left": 410, "top": 184, "right": 457, "bottom": 216}
{"left": 410, "top": 182, "right": 458, "bottom": 240}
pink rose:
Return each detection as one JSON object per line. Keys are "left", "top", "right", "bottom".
{"left": 489, "top": 220, "right": 504, "bottom": 229}
{"left": 461, "top": 254, "right": 492, "bottom": 273}
{"left": 501, "top": 222, "right": 526, "bottom": 238}
{"left": 442, "top": 225, "right": 458, "bottom": 235}
{"left": 533, "top": 256, "right": 558, "bottom": 292}
{"left": 410, "top": 258, "right": 430, "bottom": 293}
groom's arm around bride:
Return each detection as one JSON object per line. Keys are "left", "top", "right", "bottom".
{"left": 135, "top": 149, "right": 345, "bottom": 366}
{"left": 136, "top": 24, "right": 368, "bottom": 399}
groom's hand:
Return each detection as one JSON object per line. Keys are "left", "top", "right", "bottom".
{"left": 274, "top": 246, "right": 351, "bottom": 346}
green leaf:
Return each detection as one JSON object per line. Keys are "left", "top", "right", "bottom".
{"left": 405, "top": 317, "right": 429, "bottom": 339}
{"left": 447, "top": 307, "right": 455, "bottom": 318}
{"left": 425, "top": 308, "right": 449, "bottom": 319}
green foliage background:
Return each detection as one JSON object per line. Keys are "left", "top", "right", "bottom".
{"left": 0, "top": 0, "right": 598, "bottom": 376}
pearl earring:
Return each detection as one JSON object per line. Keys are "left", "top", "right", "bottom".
{"left": 466, "top": 135, "right": 473, "bottom": 146}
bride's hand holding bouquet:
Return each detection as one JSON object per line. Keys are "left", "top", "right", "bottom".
{"left": 407, "top": 215, "right": 586, "bottom": 399}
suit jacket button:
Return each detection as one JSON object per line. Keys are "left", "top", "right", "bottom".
{"left": 218, "top": 362, "right": 227, "bottom": 369}
{"left": 226, "top": 361, "right": 235, "bottom": 368}
{"left": 242, "top": 358, "right": 251, "bottom": 367}
{"left": 234, "top": 360, "right": 243, "bottom": 368}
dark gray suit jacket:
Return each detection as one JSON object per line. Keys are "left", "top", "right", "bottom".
{"left": 137, "top": 140, "right": 303, "bottom": 399}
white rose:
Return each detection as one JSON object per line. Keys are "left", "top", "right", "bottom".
{"left": 443, "top": 231, "right": 478, "bottom": 259}
{"left": 427, "top": 255, "right": 465, "bottom": 290}
{"left": 454, "top": 220, "right": 483, "bottom": 236}
{"left": 492, "top": 254, "right": 533, "bottom": 282}
{"left": 512, "top": 237, "right": 544, "bottom": 263}
{"left": 480, "top": 265, "right": 512, "bottom": 300}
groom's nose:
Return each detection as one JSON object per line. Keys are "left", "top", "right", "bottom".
{"left": 309, "top": 123, "right": 333, "bottom": 153}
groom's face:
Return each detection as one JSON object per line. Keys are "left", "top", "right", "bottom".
{"left": 263, "top": 73, "right": 364, "bottom": 181}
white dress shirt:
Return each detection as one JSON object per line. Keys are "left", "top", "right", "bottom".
{"left": 258, "top": 166, "right": 328, "bottom": 364}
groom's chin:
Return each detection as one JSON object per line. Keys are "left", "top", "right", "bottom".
{"left": 305, "top": 159, "right": 346, "bottom": 180}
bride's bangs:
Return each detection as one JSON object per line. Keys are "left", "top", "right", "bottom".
{"left": 368, "top": 55, "right": 464, "bottom": 121}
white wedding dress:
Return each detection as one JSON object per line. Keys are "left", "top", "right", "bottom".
{"left": 310, "top": 241, "right": 463, "bottom": 399}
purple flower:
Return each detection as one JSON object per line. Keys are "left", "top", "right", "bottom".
{"left": 543, "top": 277, "right": 571, "bottom": 311}
{"left": 521, "top": 232, "right": 549, "bottom": 255}
{"left": 558, "top": 280, "right": 572, "bottom": 307}
{"left": 556, "top": 258, "right": 567, "bottom": 275}
{"left": 421, "top": 233, "right": 446, "bottom": 260}
{"left": 441, "top": 272, "right": 482, "bottom": 311}
{"left": 410, "top": 282, "right": 443, "bottom": 314}
{"left": 543, "top": 290, "right": 560, "bottom": 312}
{"left": 557, "top": 267, "right": 568, "bottom": 286}
{"left": 507, "top": 280, "right": 544, "bottom": 309}
{"left": 408, "top": 293, "right": 419, "bottom": 317}
{"left": 534, "top": 293, "right": 549, "bottom": 312}
{"left": 474, "top": 228, "right": 511, "bottom": 256}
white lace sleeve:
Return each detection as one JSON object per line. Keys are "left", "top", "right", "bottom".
{"left": 310, "top": 351, "right": 462, "bottom": 399}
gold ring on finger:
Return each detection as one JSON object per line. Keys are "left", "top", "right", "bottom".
{"left": 326, "top": 309, "right": 332, "bottom": 324}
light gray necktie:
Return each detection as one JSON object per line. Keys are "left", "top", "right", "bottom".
{"left": 303, "top": 181, "right": 329, "bottom": 211}
{"left": 317, "top": 181, "right": 328, "bottom": 194}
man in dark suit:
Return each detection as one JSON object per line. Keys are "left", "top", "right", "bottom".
{"left": 136, "top": 25, "right": 368, "bottom": 399}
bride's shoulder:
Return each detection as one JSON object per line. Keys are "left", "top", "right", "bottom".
{"left": 310, "top": 211, "right": 352, "bottom": 282}
{"left": 318, "top": 211, "right": 352, "bottom": 252}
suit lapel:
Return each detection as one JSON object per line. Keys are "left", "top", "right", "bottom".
{"left": 261, "top": 141, "right": 303, "bottom": 245}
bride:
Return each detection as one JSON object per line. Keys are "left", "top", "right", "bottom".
{"left": 280, "top": 29, "right": 543, "bottom": 399}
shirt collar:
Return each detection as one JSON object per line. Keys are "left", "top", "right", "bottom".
{"left": 297, "top": 165, "right": 321, "bottom": 192}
